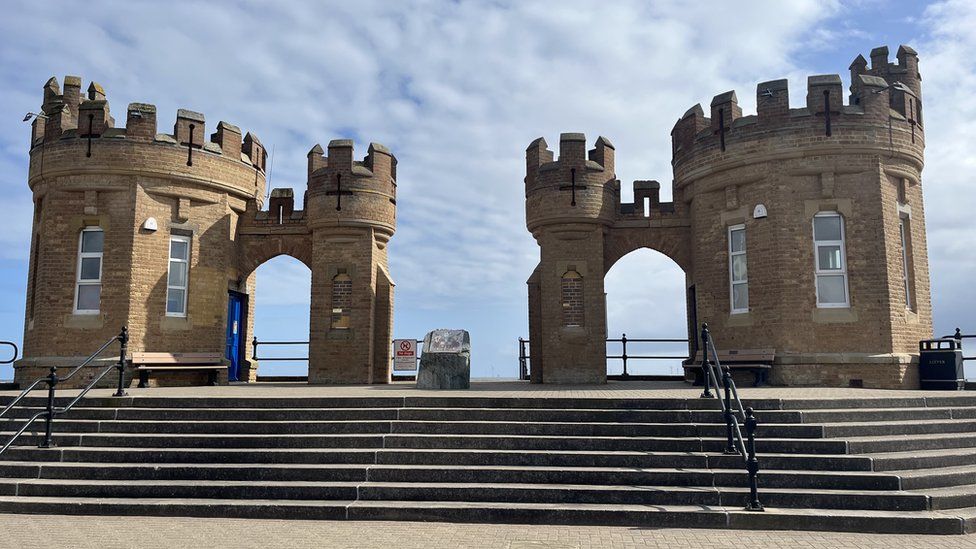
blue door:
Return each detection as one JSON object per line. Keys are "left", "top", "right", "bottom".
{"left": 226, "top": 292, "right": 244, "bottom": 382}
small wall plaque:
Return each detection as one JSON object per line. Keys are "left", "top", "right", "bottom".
{"left": 142, "top": 217, "right": 158, "bottom": 231}
{"left": 753, "top": 204, "right": 768, "bottom": 219}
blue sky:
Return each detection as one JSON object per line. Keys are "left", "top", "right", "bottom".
{"left": 1, "top": 1, "right": 974, "bottom": 379}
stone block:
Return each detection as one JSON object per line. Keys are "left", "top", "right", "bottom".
{"left": 416, "top": 329, "right": 471, "bottom": 390}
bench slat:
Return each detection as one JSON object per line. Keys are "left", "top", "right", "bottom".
{"left": 132, "top": 352, "right": 223, "bottom": 365}
{"left": 135, "top": 365, "right": 224, "bottom": 371}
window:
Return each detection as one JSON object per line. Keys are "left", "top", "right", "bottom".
{"left": 561, "top": 270, "right": 584, "bottom": 327}
{"left": 813, "top": 212, "right": 850, "bottom": 307}
{"left": 331, "top": 272, "right": 352, "bottom": 329}
{"left": 728, "top": 224, "right": 748, "bottom": 313}
{"left": 74, "top": 227, "right": 103, "bottom": 314}
{"left": 166, "top": 235, "right": 190, "bottom": 316}
{"left": 899, "top": 216, "right": 915, "bottom": 311}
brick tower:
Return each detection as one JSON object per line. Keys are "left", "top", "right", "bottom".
{"left": 18, "top": 76, "right": 397, "bottom": 387}
{"left": 526, "top": 45, "right": 930, "bottom": 388}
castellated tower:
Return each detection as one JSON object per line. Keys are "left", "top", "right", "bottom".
{"left": 19, "top": 76, "right": 397, "bottom": 387}
{"left": 526, "top": 45, "right": 929, "bottom": 388}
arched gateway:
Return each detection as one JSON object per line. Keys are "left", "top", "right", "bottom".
{"left": 525, "top": 45, "right": 932, "bottom": 389}
{"left": 16, "top": 77, "right": 397, "bottom": 387}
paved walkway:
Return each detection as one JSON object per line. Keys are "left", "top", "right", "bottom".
{"left": 3, "top": 380, "right": 973, "bottom": 401}
{"left": 0, "top": 515, "right": 974, "bottom": 548}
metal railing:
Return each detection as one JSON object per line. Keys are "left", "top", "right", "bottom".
{"left": 251, "top": 337, "right": 308, "bottom": 362}
{"left": 517, "top": 335, "right": 691, "bottom": 380}
{"left": 944, "top": 328, "right": 976, "bottom": 364}
{"left": 251, "top": 337, "right": 425, "bottom": 371}
{"left": 0, "top": 327, "right": 128, "bottom": 455}
{"left": 0, "top": 341, "right": 17, "bottom": 365}
{"left": 699, "top": 322, "right": 763, "bottom": 512}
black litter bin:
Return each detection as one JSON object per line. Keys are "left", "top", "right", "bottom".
{"left": 918, "top": 338, "right": 964, "bottom": 390}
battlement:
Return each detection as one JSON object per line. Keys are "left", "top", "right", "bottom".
{"left": 307, "top": 140, "right": 396, "bottom": 180}
{"left": 31, "top": 75, "right": 266, "bottom": 172}
{"left": 250, "top": 187, "right": 308, "bottom": 226}
{"left": 306, "top": 139, "right": 397, "bottom": 194}
{"left": 671, "top": 45, "right": 923, "bottom": 165}
{"left": 524, "top": 133, "right": 614, "bottom": 190}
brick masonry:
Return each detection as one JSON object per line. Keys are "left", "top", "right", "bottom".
{"left": 525, "top": 45, "right": 931, "bottom": 388}
{"left": 16, "top": 79, "right": 397, "bottom": 388}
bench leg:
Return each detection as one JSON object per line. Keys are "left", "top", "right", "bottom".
{"left": 138, "top": 370, "right": 148, "bottom": 389}
{"left": 753, "top": 369, "right": 769, "bottom": 388}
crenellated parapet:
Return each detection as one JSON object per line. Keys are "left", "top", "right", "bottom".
{"left": 28, "top": 75, "right": 267, "bottom": 204}
{"left": 305, "top": 139, "right": 397, "bottom": 240}
{"left": 524, "top": 133, "right": 619, "bottom": 234}
{"left": 525, "top": 133, "right": 687, "bottom": 236}
{"left": 671, "top": 45, "right": 924, "bottom": 189}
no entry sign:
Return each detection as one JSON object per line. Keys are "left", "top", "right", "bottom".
{"left": 393, "top": 339, "right": 417, "bottom": 371}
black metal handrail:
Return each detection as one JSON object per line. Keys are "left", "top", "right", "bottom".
{"left": 944, "top": 328, "right": 976, "bottom": 362}
{"left": 0, "top": 327, "right": 128, "bottom": 455}
{"left": 699, "top": 322, "right": 763, "bottom": 512}
{"left": 0, "top": 341, "right": 17, "bottom": 365}
{"left": 251, "top": 337, "right": 309, "bottom": 362}
{"left": 517, "top": 335, "right": 691, "bottom": 380}
{"left": 251, "top": 337, "right": 425, "bottom": 369}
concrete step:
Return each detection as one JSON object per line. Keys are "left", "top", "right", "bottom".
{"left": 11, "top": 394, "right": 976, "bottom": 412}
{"left": 0, "top": 495, "right": 967, "bottom": 534}
{"left": 0, "top": 419, "right": 829, "bottom": 438}
{"left": 821, "top": 419, "right": 976, "bottom": 438}
{"left": 896, "top": 464, "right": 976, "bottom": 490}
{"left": 847, "top": 432, "right": 976, "bottom": 454}
{"left": 869, "top": 448, "right": 976, "bottom": 472}
{"left": 11, "top": 404, "right": 976, "bottom": 428}
{"left": 0, "top": 461, "right": 902, "bottom": 490}
{"left": 0, "top": 478, "right": 931, "bottom": 511}
{"left": 2, "top": 406, "right": 765, "bottom": 424}
{"left": 916, "top": 484, "right": 976, "bottom": 510}
{"left": 0, "top": 445, "right": 873, "bottom": 471}
{"left": 0, "top": 431, "right": 853, "bottom": 454}
{"left": 10, "top": 414, "right": 976, "bottom": 439}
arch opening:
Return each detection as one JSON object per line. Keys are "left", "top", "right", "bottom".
{"left": 604, "top": 247, "right": 690, "bottom": 377}
{"left": 247, "top": 254, "right": 311, "bottom": 380}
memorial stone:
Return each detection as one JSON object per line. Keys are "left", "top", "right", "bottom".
{"left": 417, "top": 329, "right": 471, "bottom": 389}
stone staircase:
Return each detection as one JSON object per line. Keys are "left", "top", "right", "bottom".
{"left": 2, "top": 393, "right": 976, "bottom": 533}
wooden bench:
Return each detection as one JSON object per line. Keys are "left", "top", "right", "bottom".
{"left": 131, "top": 352, "right": 224, "bottom": 388}
{"left": 683, "top": 349, "right": 775, "bottom": 387}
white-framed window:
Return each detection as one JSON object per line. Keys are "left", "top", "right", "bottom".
{"left": 74, "top": 227, "right": 103, "bottom": 314}
{"left": 166, "top": 235, "right": 191, "bottom": 316}
{"left": 899, "top": 216, "right": 914, "bottom": 310}
{"left": 813, "top": 212, "right": 850, "bottom": 308}
{"left": 728, "top": 224, "right": 748, "bottom": 314}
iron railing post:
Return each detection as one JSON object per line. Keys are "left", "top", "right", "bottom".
{"left": 39, "top": 367, "right": 58, "bottom": 448}
{"left": 113, "top": 326, "right": 129, "bottom": 397}
{"left": 744, "top": 407, "right": 764, "bottom": 511}
{"left": 621, "top": 333, "right": 629, "bottom": 378}
{"left": 700, "top": 323, "right": 713, "bottom": 398}
{"left": 518, "top": 338, "right": 527, "bottom": 380}
{"left": 722, "top": 365, "right": 738, "bottom": 454}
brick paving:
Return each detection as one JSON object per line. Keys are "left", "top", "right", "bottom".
{"left": 0, "top": 515, "right": 975, "bottom": 548}
{"left": 3, "top": 379, "right": 972, "bottom": 401}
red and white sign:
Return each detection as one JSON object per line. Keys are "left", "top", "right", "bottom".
{"left": 393, "top": 339, "right": 416, "bottom": 371}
